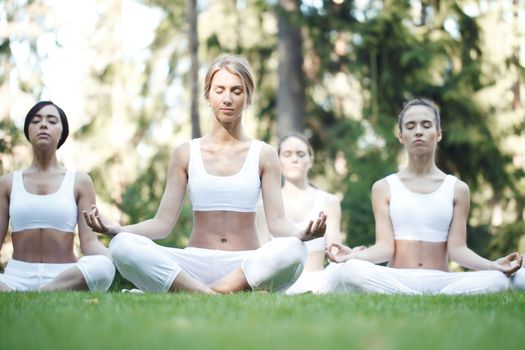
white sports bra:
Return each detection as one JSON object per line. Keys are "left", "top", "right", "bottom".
{"left": 188, "top": 138, "right": 262, "bottom": 212}
{"left": 9, "top": 170, "right": 78, "bottom": 233}
{"left": 387, "top": 174, "right": 456, "bottom": 243}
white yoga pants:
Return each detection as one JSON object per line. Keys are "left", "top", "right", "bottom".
{"left": 320, "top": 259, "right": 509, "bottom": 295}
{"left": 0, "top": 255, "right": 115, "bottom": 291}
{"left": 511, "top": 268, "right": 525, "bottom": 290}
{"left": 109, "top": 232, "right": 307, "bottom": 293}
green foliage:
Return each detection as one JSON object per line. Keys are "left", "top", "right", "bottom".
{"left": 0, "top": 119, "right": 21, "bottom": 170}
{"left": 293, "top": 1, "right": 523, "bottom": 249}
{"left": 488, "top": 222, "right": 525, "bottom": 260}
{"left": 118, "top": 147, "right": 192, "bottom": 248}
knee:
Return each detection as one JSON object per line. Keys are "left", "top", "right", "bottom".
{"left": 485, "top": 270, "right": 509, "bottom": 293}
{"left": 511, "top": 268, "right": 525, "bottom": 290}
{"left": 109, "top": 232, "right": 143, "bottom": 267}
{"left": 78, "top": 255, "right": 116, "bottom": 291}
{"left": 273, "top": 237, "right": 307, "bottom": 267}
{"left": 338, "top": 259, "right": 371, "bottom": 288}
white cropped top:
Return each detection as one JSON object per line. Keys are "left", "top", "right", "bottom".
{"left": 188, "top": 138, "right": 262, "bottom": 212}
{"left": 9, "top": 170, "right": 78, "bottom": 233}
{"left": 387, "top": 174, "right": 456, "bottom": 243}
{"left": 290, "top": 190, "right": 326, "bottom": 253}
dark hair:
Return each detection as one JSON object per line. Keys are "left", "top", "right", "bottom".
{"left": 398, "top": 98, "right": 441, "bottom": 132}
{"left": 24, "top": 101, "right": 69, "bottom": 149}
{"left": 278, "top": 132, "right": 314, "bottom": 157}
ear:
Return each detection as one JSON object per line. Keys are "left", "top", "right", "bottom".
{"left": 397, "top": 131, "right": 403, "bottom": 144}
{"left": 437, "top": 128, "right": 442, "bottom": 142}
{"left": 307, "top": 155, "right": 314, "bottom": 170}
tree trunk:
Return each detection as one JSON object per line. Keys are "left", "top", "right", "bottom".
{"left": 188, "top": 0, "right": 201, "bottom": 138}
{"left": 277, "top": 0, "right": 305, "bottom": 137}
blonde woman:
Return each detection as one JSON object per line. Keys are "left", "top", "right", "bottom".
{"left": 84, "top": 56, "right": 326, "bottom": 294}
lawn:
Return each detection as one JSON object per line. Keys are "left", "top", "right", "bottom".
{"left": 1, "top": 291, "right": 524, "bottom": 350}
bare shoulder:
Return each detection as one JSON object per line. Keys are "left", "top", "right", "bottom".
{"left": 371, "top": 178, "right": 390, "bottom": 195}
{"left": 259, "top": 141, "right": 279, "bottom": 166}
{"left": 453, "top": 178, "right": 470, "bottom": 199}
{"left": 74, "top": 171, "right": 94, "bottom": 187}
{"left": 0, "top": 172, "right": 13, "bottom": 196}
{"left": 171, "top": 141, "right": 190, "bottom": 165}
{"left": 323, "top": 191, "right": 341, "bottom": 208}
{"left": 73, "top": 171, "right": 96, "bottom": 199}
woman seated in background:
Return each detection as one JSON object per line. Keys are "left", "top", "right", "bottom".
{"left": 257, "top": 133, "right": 342, "bottom": 294}
{"left": 84, "top": 55, "right": 326, "bottom": 294}
{"left": 0, "top": 101, "right": 115, "bottom": 291}
{"left": 326, "top": 98, "right": 522, "bottom": 294}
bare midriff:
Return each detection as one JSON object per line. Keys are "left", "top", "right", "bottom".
{"left": 189, "top": 211, "right": 260, "bottom": 251}
{"left": 12, "top": 229, "right": 76, "bottom": 263}
{"left": 388, "top": 239, "right": 449, "bottom": 271}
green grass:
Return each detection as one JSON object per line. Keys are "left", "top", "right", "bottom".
{"left": 1, "top": 291, "right": 524, "bottom": 350}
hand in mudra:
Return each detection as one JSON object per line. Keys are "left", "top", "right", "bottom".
{"left": 301, "top": 212, "right": 327, "bottom": 242}
{"left": 82, "top": 205, "right": 122, "bottom": 236}
{"left": 494, "top": 252, "right": 523, "bottom": 276}
{"left": 326, "top": 243, "right": 366, "bottom": 263}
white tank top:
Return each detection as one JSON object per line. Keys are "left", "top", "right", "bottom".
{"left": 289, "top": 190, "right": 326, "bottom": 252}
{"left": 9, "top": 170, "right": 78, "bottom": 233}
{"left": 188, "top": 138, "right": 262, "bottom": 212}
{"left": 387, "top": 174, "right": 456, "bottom": 243}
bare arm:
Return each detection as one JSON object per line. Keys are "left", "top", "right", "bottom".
{"left": 75, "top": 172, "right": 110, "bottom": 258}
{"left": 255, "top": 199, "right": 271, "bottom": 244}
{"left": 260, "top": 143, "right": 325, "bottom": 240}
{"left": 323, "top": 193, "right": 342, "bottom": 246}
{"left": 328, "top": 179, "right": 394, "bottom": 264}
{"left": 447, "top": 181, "right": 522, "bottom": 274}
{"left": 0, "top": 174, "right": 12, "bottom": 252}
{"left": 84, "top": 143, "right": 190, "bottom": 239}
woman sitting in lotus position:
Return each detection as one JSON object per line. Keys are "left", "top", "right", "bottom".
{"left": 84, "top": 55, "right": 326, "bottom": 294}
{"left": 326, "top": 98, "right": 521, "bottom": 294}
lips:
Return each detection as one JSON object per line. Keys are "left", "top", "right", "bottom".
{"left": 36, "top": 132, "right": 50, "bottom": 138}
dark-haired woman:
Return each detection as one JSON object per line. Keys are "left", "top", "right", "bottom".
{"left": 257, "top": 133, "right": 342, "bottom": 294}
{"left": 326, "top": 98, "right": 522, "bottom": 294}
{"left": 0, "top": 101, "right": 115, "bottom": 291}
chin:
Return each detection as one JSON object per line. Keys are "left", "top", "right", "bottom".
{"left": 283, "top": 172, "right": 305, "bottom": 181}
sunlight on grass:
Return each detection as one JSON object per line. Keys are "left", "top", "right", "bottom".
{"left": 1, "top": 292, "right": 524, "bottom": 350}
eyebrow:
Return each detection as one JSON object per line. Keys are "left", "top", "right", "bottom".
{"left": 212, "top": 84, "right": 243, "bottom": 89}
{"left": 404, "top": 118, "right": 433, "bottom": 124}
{"left": 34, "top": 113, "right": 59, "bottom": 119}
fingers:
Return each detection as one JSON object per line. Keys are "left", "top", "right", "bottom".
{"left": 301, "top": 221, "right": 314, "bottom": 241}
{"left": 516, "top": 254, "right": 523, "bottom": 268}
{"left": 82, "top": 205, "right": 106, "bottom": 234}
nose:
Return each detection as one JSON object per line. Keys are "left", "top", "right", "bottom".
{"left": 39, "top": 119, "right": 49, "bottom": 128}
{"left": 222, "top": 92, "right": 232, "bottom": 105}
{"left": 414, "top": 124, "right": 422, "bottom": 135}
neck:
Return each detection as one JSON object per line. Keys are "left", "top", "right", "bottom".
{"left": 283, "top": 177, "right": 310, "bottom": 192}
{"left": 210, "top": 118, "right": 248, "bottom": 142}
{"left": 30, "top": 147, "right": 60, "bottom": 172}
{"left": 405, "top": 152, "right": 438, "bottom": 176}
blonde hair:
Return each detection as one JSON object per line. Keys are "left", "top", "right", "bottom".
{"left": 204, "top": 55, "right": 255, "bottom": 107}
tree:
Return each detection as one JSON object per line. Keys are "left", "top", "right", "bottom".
{"left": 188, "top": 0, "right": 201, "bottom": 138}
{"left": 277, "top": 0, "right": 305, "bottom": 136}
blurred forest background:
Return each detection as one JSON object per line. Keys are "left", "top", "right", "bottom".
{"left": 0, "top": 0, "right": 524, "bottom": 263}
